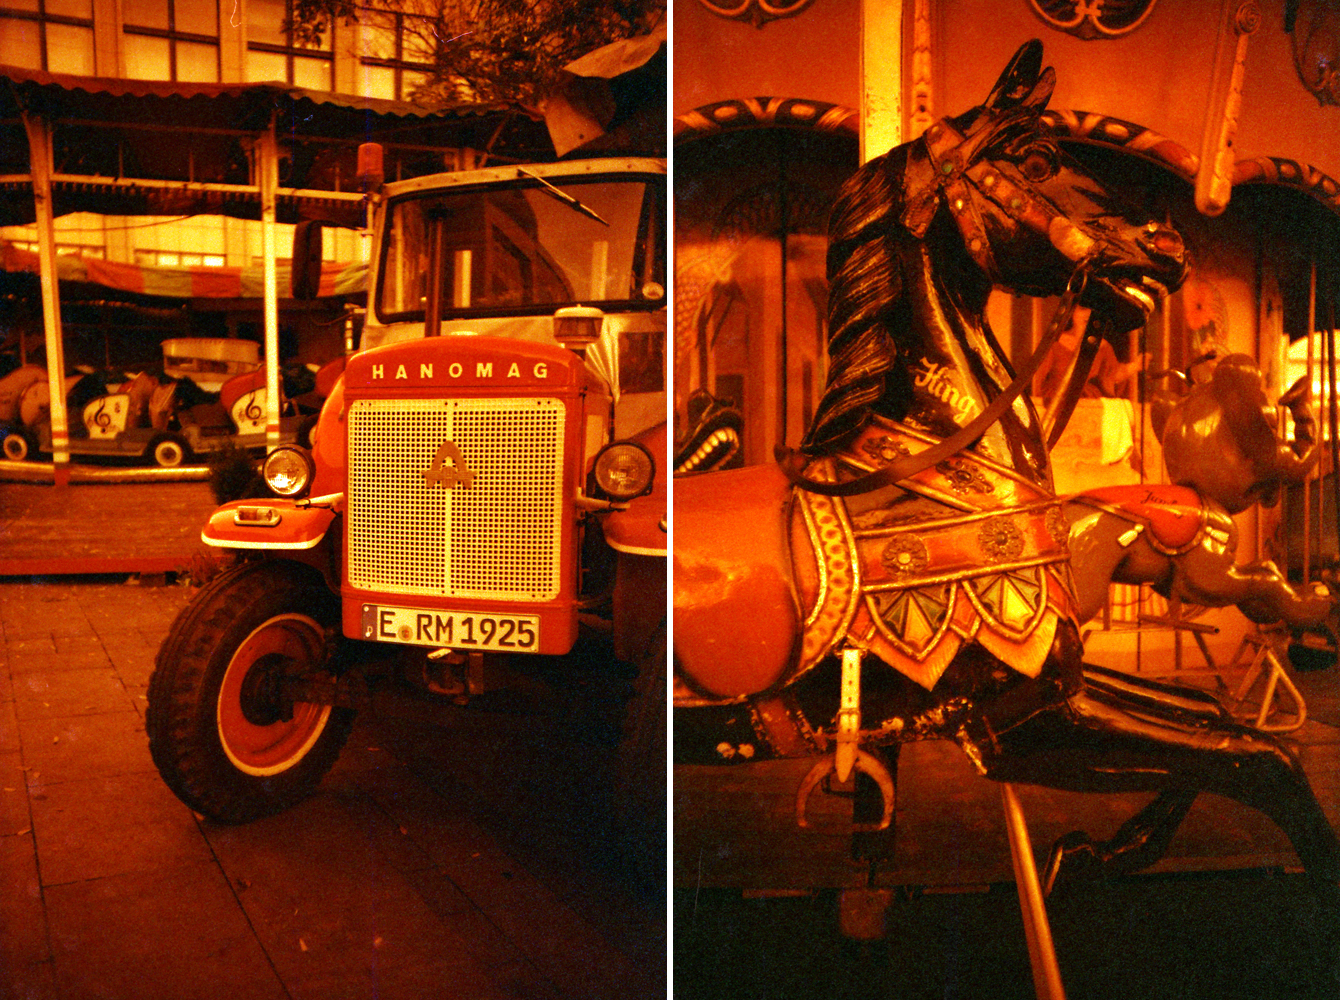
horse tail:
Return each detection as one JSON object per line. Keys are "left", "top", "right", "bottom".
{"left": 802, "top": 146, "right": 908, "bottom": 455}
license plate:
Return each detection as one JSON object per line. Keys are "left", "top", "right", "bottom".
{"left": 361, "top": 604, "right": 539, "bottom": 651}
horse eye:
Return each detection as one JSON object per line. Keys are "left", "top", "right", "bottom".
{"left": 1020, "top": 149, "right": 1057, "bottom": 182}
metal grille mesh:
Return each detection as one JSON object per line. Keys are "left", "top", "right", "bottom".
{"left": 347, "top": 397, "right": 565, "bottom": 600}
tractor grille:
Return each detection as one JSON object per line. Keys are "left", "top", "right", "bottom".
{"left": 347, "top": 397, "right": 566, "bottom": 601}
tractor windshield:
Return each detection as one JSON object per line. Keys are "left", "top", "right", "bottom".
{"left": 377, "top": 175, "right": 664, "bottom": 323}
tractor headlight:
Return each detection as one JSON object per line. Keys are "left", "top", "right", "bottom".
{"left": 592, "top": 441, "right": 654, "bottom": 501}
{"left": 263, "top": 445, "right": 315, "bottom": 498}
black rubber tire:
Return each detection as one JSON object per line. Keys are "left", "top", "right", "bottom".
{"left": 2, "top": 430, "right": 33, "bottom": 461}
{"left": 146, "top": 560, "right": 355, "bottom": 823}
{"left": 612, "top": 622, "right": 667, "bottom": 887}
{"left": 147, "top": 432, "right": 192, "bottom": 468}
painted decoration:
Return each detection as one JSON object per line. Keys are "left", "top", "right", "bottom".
{"left": 1027, "top": 0, "right": 1159, "bottom": 40}
{"left": 696, "top": 0, "right": 815, "bottom": 28}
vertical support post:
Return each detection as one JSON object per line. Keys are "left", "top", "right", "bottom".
{"left": 258, "top": 119, "right": 281, "bottom": 453}
{"left": 859, "top": 0, "right": 903, "bottom": 165}
{"left": 22, "top": 112, "right": 70, "bottom": 485}
{"left": 1304, "top": 263, "right": 1315, "bottom": 584}
{"left": 906, "top": 0, "right": 934, "bottom": 141}
{"left": 1001, "top": 783, "right": 1067, "bottom": 1000}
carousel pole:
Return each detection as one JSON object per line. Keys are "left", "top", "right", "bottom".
{"left": 1325, "top": 288, "right": 1339, "bottom": 577}
{"left": 1002, "top": 783, "right": 1067, "bottom": 1000}
{"left": 859, "top": 0, "right": 902, "bottom": 165}
{"left": 1304, "top": 263, "right": 1315, "bottom": 584}
{"left": 21, "top": 111, "right": 71, "bottom": 486}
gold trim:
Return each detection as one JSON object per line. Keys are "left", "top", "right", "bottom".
{"left": 832, "top": 483, "right": 865, "bottom": 646}
{"left": 861, "top": 553, "right": 1068, "bottom": 592}
{"left": 960, "top": 565, "right": 1050, "bottom": 643}
{"left": 864, "top": 584, "right": 958, "bottom": 662}
{"left": 793, "top": 460, "right": 863, "bottom": 672}
{"left": 853, "top": 499, "right": 1064, "bottom": 538}
{"left": 798, "top": 489, "right": 829, "bottom": 630}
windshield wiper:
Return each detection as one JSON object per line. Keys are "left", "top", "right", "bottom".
{"left": 518, "top": 168, "right": 610, "bottom": 227}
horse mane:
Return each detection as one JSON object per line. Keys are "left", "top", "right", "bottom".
{"left": 800, "top": 144, "right": 911, "bottom": 455}
{"left": 801, "top": 97, "right": 1049, "bottom": 457}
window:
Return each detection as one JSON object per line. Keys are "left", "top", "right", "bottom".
{"left": 122, "top": 0, "right": 220, "bottom": 82}
{"left": 378, "top": 176, "right": 664, "bottom": 321}
{"left": 246, "top": 0, "right": 332, "bottom": 89}
{"left": 0, "top": 0, "right": 95, "bottom": 75}
{"left": 135, "top": 249, "right": 225, "bottom": 267}
{"left": 12, "top": 240, "right": 104, "bottom": 258}
{"left": 358, "top": 6, "right": 434, "bottom": 101}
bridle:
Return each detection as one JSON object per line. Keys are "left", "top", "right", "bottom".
{"left": 777, "top": 264, "right": 1090, "bottom": 496}
{"left": 778, "top": 108, "right": 1117, "bottom": 497}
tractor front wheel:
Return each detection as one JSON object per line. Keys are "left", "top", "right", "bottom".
{"left": 146, "top": 561, "right": 354, "bottom": 823}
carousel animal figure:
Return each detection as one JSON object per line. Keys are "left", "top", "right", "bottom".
{"left": 674, "top": 388, "right": 743, "bottom": 474}
{"left": 1041, "top": 355, "right": 1338, "bottom": 890}
{"left": 673, "top": 40, "right": 1340, "bottom": 909}
{"left": 1067, "top": 356, "right": 1333, "bottom": 631}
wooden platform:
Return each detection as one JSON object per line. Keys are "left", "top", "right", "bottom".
{"left": 0, "top": 479, "right": 220, "bottom": 576}
{"left": 675, "top": 666, "right": 1340, "bottom": 891}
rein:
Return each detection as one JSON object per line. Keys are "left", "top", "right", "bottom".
{"left": 778, "top": 266, "right": 1089, "bottom": 497}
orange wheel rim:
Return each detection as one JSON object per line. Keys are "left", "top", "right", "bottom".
{"left": 217, "top": 614, "right": 332, "bottom": 776}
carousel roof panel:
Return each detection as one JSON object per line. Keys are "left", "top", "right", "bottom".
{"left": 1040, "top": 109, "right": 1340, "bottom": 220}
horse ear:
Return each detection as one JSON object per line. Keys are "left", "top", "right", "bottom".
{"left": 984, "top": 39, "right": 1051, "bottom": 110}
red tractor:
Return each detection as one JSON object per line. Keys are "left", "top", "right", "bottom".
{"left": 145, "top": 156, "right": 666, "bottom": 874}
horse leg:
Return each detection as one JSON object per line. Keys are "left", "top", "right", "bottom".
{"left": 964, "top": 623, "right": 1340, "bottom": 892}
{"left": 1039, "top": 663, "right": 1234, "bottom": 892}
{"left": 1042, "top": 789, "right": 1197, "bottom": 894}
{"left": 973, "top": 678, "right": 1340, "bottom": 889}
{"left": 1175, "top": 544, "right": 1337, "bottom": 639}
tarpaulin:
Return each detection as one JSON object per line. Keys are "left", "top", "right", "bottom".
{"left": 0, "top": 242, "right": 365, "bottom": 300}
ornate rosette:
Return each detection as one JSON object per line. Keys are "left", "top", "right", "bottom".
{"left": 978, "top": 518, "right": 1025, "bottom": 562}
{"left": 862, "top": 434, "right": 912, "bottom": 466}
{"left": 936, "top": 457, "right": 995, "bottom": 495}
{"left": 881, "top": 535, "right": 930, "bottom": 576}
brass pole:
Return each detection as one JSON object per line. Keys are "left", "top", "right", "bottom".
{"left": 1002, "top": 783, "right": 1067, "bottom": 1000}
{"left": 258, "top": 116, "right": 281, "bottom": 453}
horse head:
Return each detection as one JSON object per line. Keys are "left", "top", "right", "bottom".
{"left": 808, "top": 39, "right": 1189, "bottom": 453}
{"left": 1152, "top": 354, "right": 1318, "bottom": 513}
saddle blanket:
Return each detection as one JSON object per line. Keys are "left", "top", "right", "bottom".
{"left": 789, "top": 418, "right": 1077, "bottom": 690}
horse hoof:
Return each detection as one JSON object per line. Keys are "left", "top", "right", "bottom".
{"left": 1042, "top": 830, "right": 1103, "bottom": 897}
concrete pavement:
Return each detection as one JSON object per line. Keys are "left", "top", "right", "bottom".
{"left": 0, "top": 575, "right": 665, "bottom": 1000}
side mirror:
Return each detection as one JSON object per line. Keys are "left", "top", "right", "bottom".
{"left": 291, "top": 220, "right": 324, "bottom": 300}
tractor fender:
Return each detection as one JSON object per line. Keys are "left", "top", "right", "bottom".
{"left": 601, "top": 422, "right": 667, "bottom": 557}
{"left": 202, "top": 499, "right": 337, "bottom": 552}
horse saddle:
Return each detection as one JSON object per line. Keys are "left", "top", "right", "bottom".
{"left": 789, "top": 419, "right": 1076, "bottom": 691}
{"left": 673, "top": 418, "right": 1078, "bottom": 702}
{"left": 1069, "top": 484, "right": 1213, "bottom": 554}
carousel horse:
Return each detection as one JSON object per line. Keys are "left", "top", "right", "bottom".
{"left": 673, "top": 40, "right": 1340, "bottom": 897}
{"left": 1043, "top": 356, "right": 1338, "bottom": 891}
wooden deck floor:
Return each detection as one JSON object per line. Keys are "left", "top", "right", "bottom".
{"left": 0, "top": 479, "right": 220, "bottom": 576}
{"left": 675, "top": 666, "right": 1340, "bottom": 891}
